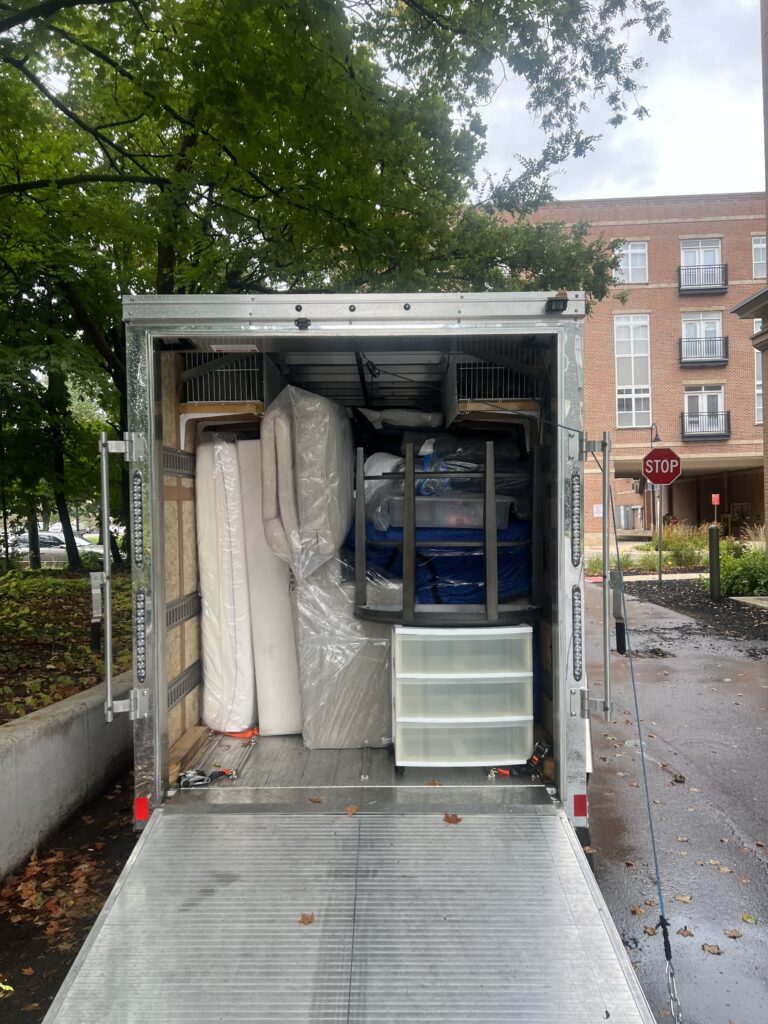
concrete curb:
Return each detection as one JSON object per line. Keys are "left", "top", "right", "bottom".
{"left": 0, "top": 671, "right": 133, "bottom": 879}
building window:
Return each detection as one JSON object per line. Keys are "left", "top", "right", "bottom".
{"left": 757, "top": 320, "right": 764, "bottom": 425}
{"left": 679, "top": 238, "right": 726, "bottom": 291}
{"left": 753, "top": 236, "right": 766, "bottom": 279}
{"left": 681, "top": 311, "right": 725, "bottom": 362}
{"left": 614, "top": 314, "right": 651, "bottom": 428}
{"left": 684, "top": 384, "right": 725, "bottom": 434}
{"left": 617, "top": 242, "right": 648, "bottom": 284}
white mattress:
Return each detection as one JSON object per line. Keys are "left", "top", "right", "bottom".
{"left": 237, "top": 440, "right": 302, "bottom": 736}
{"left": 196, "top": 440, "right": 257, "bottom": 733}
{"left": 261, "top": 386, "right": 353, "bottom": 579}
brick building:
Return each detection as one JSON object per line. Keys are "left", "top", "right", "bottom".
{"left": 534, "top": 192, "right": 766, "bottom": 541}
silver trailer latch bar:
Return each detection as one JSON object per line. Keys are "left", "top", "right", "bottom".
{"left": 99, "top": 430, "right": 146, "bottom": 722}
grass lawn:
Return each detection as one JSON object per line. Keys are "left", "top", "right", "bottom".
{"left": 0, "top": 572, "right": 132, "bottom": 725}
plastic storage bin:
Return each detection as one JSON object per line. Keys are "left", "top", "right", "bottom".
{"left": 389, "top": 495, "right": 512, "bottom": 529}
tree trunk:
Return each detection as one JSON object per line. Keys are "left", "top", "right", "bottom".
{"left": 27, "top": 505, "right": 41, "bottom": 569}
{"left": 46, "top": 368, "right": 82, "bottom": 571}
{"left": 109, "top": 529, "right": 122, "bottom": 567}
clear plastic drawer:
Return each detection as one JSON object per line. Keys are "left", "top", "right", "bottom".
{"left": 395, "top": 720, "right": 534, "bottom": 767}
{"left": 394, "top": 626, "right": 532, "bottom": 676}
{"left": 396, "top": 676, "right": 533, "bottom": 721}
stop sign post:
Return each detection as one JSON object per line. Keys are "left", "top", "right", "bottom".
{"left": 642, "top": 447, "right": 682, "bottom": 588}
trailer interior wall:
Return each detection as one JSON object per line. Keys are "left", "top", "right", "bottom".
{"left": 124, "top": 294, "right": 588, "bottom": 826}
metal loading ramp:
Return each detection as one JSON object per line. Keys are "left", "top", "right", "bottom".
{"left": 44, "top": 811, "right": 654, "bottom": 1024}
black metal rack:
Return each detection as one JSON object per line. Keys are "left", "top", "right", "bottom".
{"left": 354, "top": 440, "right": 542, "bottom": 626}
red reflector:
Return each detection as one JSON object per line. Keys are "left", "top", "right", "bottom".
{"left": 573, "top": 794, "right": 588, "bottom": 818}
{"left": 134, "top": 796, "right": 150, "bottom": 822}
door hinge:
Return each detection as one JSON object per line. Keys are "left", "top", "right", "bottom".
{"left": 110, "top": 687, "right": 149, "bottom": 720}
{"left": 107, "top": 432, "right": 145, "bottom": 462}
{"left": 572, "top": 687, "right": 611, "bottom": 719}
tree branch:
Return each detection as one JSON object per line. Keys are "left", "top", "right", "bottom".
{"left": 0, "top": 0, "right": 125, "bottom": 35}
{"left": 0, "top": 172, "right": 168, "bottom": 195}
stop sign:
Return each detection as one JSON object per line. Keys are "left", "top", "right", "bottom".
{"left": 642, "top": 447, "right": 682, "bottom": 486}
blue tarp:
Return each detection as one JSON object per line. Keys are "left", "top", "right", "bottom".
{"left": 354, "top": 520, "right": 532, "bottom": 605}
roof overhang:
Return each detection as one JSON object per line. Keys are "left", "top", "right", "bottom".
{"left": 614, "top": 453, "right": 764, "bottom": 479}
{"left": 732, "top": 285, "right": 768, "bottom": 351}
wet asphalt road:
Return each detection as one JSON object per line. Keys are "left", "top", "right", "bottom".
{"left": 586, "top": 584, "right": 768, "bottom": 1024}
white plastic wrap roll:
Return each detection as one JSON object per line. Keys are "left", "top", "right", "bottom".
{"left": 237, "top": 439, "right": 302, "bottom": 736}
{"left": 196, "top": 439, "right": 257, "bottom": 733}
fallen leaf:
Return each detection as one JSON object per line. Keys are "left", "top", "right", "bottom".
{"left": 582, "top": 845, "right": 596, "bottom": 854}
{"left": 20, "top": 967, "right": 34, "bottom": 976}
{"left": 720, "top": 837, "right": 729, "bottom": 844}
{"left": 702, "top": 943, "right": 723, "bottom": 956}
{"left": 688, "top": 787, "right": 700, "bottom": 793}
{"left": 719, "top": 867, "right": 733, "bottom": 874}
{"left": 742, "top": 912, "right": 757, "bottom": 924}
{"left": 643, "top": 925, "right": 658, "bottom": 936}
{"left": 676, "top": 836, "right": 689, "bottom": 843}
{"left": 724, "top": 929, "right": 742, "bottom": 940}
{"left": 308, "top": 797, "right": 323, "bottom": 804}
{"left": 625, "top": 860, "right": 635, "bottom": 868}
{"left": 644, "top": 898, "right": 657, "bottom": 907}
{"left": 80, "top": 815, "right": 94, "bottom": 824}
{"left": 344, "top": 805, "right": 359, "bottom": 816}
{"left": 444, "top": 813, "right": 462, "bottom": 825}
{"left": 708, "top": 859, "right": 720, "bottom": 866}
{"left": 21, "top": 1003, "right": 40, "bottom": 1011}
{"left": 298, "top": 912, "right": 315, "bottom": 926}
{"left": 425, "top": 780, "right": 443, "bottom": 787}
{"left": 616, "top": 771, "right": 626, "bottom": 777}
{"left": 677, "top": 927, "right": 694, "bottom": 938}
{"left": 628, "top": 781, "right": 640, "bottom": 788}
{"left": 630, "top": 905, "right": 645, "bottom": 916}
{"left": 672, "top": 773, "right": 686, "bottom": 784}
{"left": 740, "top": 878, "right": 749, "bottom": 884}
{"left": 756, "top": 840, "right": 766, "bottom": 848}
{"left": 674, "top": 895, "right": 693, "bottom": 903}
{"left": 647, "top": 733, "right": 656, "bottom": 739}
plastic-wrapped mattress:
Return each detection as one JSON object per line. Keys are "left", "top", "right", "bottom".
{"left": 261, "top": 386, "right": 354, "bottom": 578}
{"left": 293, "top": 559, "right": 401, "bottom": 749}
{"left": 196, "top": 439, "right": 257, "bottom": 733}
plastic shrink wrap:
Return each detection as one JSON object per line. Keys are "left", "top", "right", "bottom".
{"left": 293, "top": 558, "right": 401, "bottom": 749}
{"left": 261, "top": 386, "right": 354, "bottom": 578}
{"left": 196, "top": 438, "right": 257, "bottom": 733}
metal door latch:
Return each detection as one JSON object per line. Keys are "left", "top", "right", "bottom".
{"left": 110, "top": 688, "right": 149, "bottom": 720}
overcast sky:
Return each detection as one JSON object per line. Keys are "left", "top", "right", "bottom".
{"left": 479, "top": 0, "right": 764, "bottom": 201}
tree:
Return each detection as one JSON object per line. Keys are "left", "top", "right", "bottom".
{"left": 0, "top": 2, "right": 669, "bottom": 531}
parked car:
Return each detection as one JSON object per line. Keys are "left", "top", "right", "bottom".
{"left": 10, "top": 532, "right": 104, "bottom": 564}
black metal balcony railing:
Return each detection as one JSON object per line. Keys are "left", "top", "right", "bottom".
{"left": 680, "top": 410, "right": 731, "bottom": 439}
{"left": 679, "top": 336, "right": 729, "bottom": 364}
{"left": 678, "top": 264, "right": 728, "bottom": 293}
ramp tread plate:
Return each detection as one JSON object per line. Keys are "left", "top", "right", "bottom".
{"left": 45, "top": 812, "right": 653, "bottom": 1023}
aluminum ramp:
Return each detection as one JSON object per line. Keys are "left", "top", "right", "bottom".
{"left": 44, "top": 811, "right": 655, "bottom": 1023}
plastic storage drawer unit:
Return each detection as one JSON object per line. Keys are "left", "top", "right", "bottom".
{"left": 392, "top": 625, "right": 534, "bottom": 768}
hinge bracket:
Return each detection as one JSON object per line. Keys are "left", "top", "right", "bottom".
{"left": 111, "top": 687, "right": 149, "bottom": 720}
{"left": 575, "top": 687, "right": 611, "bottom": 719}
{"left": 579, "top": 437, "right": 604, "bottom": 462}
{"left": 108, "top": 432, "right": 145, "bottom": 462}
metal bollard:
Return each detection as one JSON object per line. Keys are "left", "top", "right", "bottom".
{"left": 708, "top": 524, "right": 720, "bottom": 601}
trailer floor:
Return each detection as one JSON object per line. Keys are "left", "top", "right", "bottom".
{"left": 43, "top": 810, "right": 653, "bottom": 1024}
{"left": 169, "top": 734, "right": 553, "bottom": 813}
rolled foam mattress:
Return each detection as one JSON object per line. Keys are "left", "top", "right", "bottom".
{"left": 196, "top": 440, "right": 257, "bottom": 733}
{"left": 237, "top": 439, "right": 302, "bottom": 735}
{"left": 261, "top": 385, "right": 353, "bottom": 579}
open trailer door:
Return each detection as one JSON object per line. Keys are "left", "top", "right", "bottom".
{"left": 43, "top": 807, "right": 654, "bottom": 1024}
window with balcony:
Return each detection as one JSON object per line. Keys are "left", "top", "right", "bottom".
{"left": 679, "top": 238, "right": 727, "bottom": 293}
{"left": 682, "top": 384, "right": 730, "bottom": 438}
{"left": 680, "top": 312, "right": 727, "bottom": 364}
{"left": 615, "top": 314, "right": 651, "bottom": 427}
{"left": 616, "top": 242, "right": 648, "bottom": 284}
{"left": 753, "top": 236, "right": 766, "bottom": 279}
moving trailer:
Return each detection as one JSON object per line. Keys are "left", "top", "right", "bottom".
{"left": 44, "top": 292, "right": 654, "bottom": 1023}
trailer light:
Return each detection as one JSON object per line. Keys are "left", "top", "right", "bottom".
{"left": 132, "top": 471, "right": 144, "bottom": 567}
{"left": 571, "top": 470, "right": 582, "bottom": 566}
{"left": 545, "top": 291, "right": 569, "bottom": 313}
{"left": 572, "top": 585, "right": 583, "bottom": 681}
{"left": 135, "top": 587, "right": 147, "bottom": 682}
